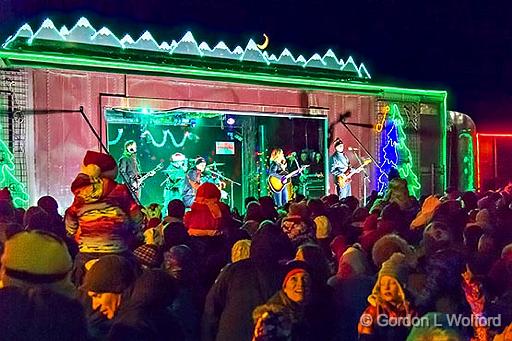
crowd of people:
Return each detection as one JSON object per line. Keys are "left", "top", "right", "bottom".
{"left": 0, "top": 149, "right": 511, "bottom": 340}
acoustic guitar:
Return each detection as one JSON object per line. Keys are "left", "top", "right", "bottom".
{"left": 268, "top": 165, "right": 309, "bottom": 193}
{"left": 337, "top": 159, "right": 372, "bottom": 188}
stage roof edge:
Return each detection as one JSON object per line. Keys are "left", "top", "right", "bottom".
{"left": 0, "top": 49, "right": 447, "bottom": 103}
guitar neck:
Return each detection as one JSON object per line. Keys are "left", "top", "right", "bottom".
{"left": 139, "top": 164, "right": 162, "bottom": 183}
{"left": 284, "top": 168, "right": 302, "bottom": 179}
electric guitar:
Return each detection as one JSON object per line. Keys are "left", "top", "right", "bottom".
{"left": 268, "top": 165, "right": 309, "bottom": 193}
{"left": 337, "top": 159, "right": 372, "bottom": 188}
{"left": 130, "top": 162, "right": 164, "bottom": 192}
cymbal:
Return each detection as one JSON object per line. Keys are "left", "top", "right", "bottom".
{"left": 206, "top": 163, "right": 225, "bottom": 167}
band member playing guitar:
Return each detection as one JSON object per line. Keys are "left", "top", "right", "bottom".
{"left": 269, "top": 148, "right": 289, "bottom": 207}
{"left": 118, "top": 140, "right": 161, "bottom": 198}
{"left": 330, "top": 139, "right": 352, "bottom": 198}
{"left": 182, "top": 156, "right": 207, "bottom": 208}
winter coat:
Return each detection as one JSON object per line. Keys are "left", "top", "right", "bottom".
{"left": 328, "top": 245, "right": 374, "bottom": 341}
{"left": 201, "top": 223, "right": 292, "bottom": 341}
{"left": 415, "top": 247, "right": 466, "bottom": 312}
{"left": 329, "top": 276, "right": 374, "bottom": 341}
{"left": 108, "top": 270, "right": 183, "bottom": 341}
{"left": 184, "top": 201, "right": 230, "bottom": 236}
{"left": 202, "top": 260, "right": 284, "bottom": 341}
{"left": 358, "top": 299, "right": 416, "bottom": 341}
{"left": 65, "top": 174, "right": 143, "bottom": 253}
{"left": 252, "top": 291, "right": 310, "bottom": 341}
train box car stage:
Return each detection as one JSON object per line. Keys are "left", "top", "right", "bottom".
{"left": 0, "top": 18, "right": 448, "bottom": 209}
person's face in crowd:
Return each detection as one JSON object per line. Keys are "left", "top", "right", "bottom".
{"left": 335, "top": 143, "right": 344, "bottom": 153}
{"left": 197, "top": 162, "right": 206, "bottom": 172}
{"left": 166, "top": 259, "right": 185, "bottom": 281}
{"left": 126, "top": 142, "right": 137, "bottom": 154}
{"left": 315, "top": 153, "right": 321, "bottom": 163}
{"left": 300, "top": 153, "right": 308, "bottom": 162}
{"left": 423, "top": 221, "right": 451, "bottom": 254}
{"left": 379, "top": 275, "right": 401, "bottom": 303}
{"left": 87, "top": 291, "right": 122, "bottom": 320}
{"left": 283, "top": 270, "right": 311, "bottom": 304}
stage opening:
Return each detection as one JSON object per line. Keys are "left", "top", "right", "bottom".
{"left": 105, "top": 108, "right": 327, "bottom": 212}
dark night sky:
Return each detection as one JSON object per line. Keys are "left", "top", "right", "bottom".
{"left": 1, "top": 0, "right": 511, "bottom": 131}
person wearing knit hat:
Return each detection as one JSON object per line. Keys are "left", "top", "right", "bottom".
{"left": 0, "top": 230, "right": 75, "bottom": 298}
{"left": 142, "top": 216, "right": 165, "bottom": 246}
{"left": 182, "top": 156, "right": 207, "bottom": 208}
{"left": 133, "top": 244, "right": 163, "bottom": 269}
{"left": 65, "top": 150, "right": 143, "bottom": 286}
{"left": 252, "top": 261, "right": 312, "bottom": 341}
{"left": 372, "top": 234, "right": 414, "bottom": 269}
{"left": 307, "top": 199, "right": 332, "bottom": 255}
{"left": 328, "top": 245, "right": 374, "bottom": 341}
{"left": 82, "top": 254, "right": 137, "bottom": 320}
{"left": 184, "top": 182, "right": 230, "bottom": 237}
{"left": 231, "top": 239, "right": 251, "bottom": 263}
{"left": 281, "top": 202, "right": 316, "bottom": 248}
{"left": 358, "top": 253, "right": 416, "bottom": 340}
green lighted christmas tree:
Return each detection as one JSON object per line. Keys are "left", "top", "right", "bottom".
{"left": 0, "top": 121, "right": 29, "bottom": 207}
{"left": 389, "top": 104, "right": 421, "bottom": 197}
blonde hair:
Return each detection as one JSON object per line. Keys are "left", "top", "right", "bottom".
{"left": 270, "top": 148, "right": 285, "bottom": 163}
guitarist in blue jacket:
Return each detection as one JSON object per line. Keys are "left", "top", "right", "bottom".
{"left": 330, "top": 138, "right": 352, "bottom": 198}
{"left": 269, "top": 148, "right": 289, "bottom": 207}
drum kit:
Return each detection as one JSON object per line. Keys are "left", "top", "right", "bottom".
{"left": 161, "top": 160, "right": 232, "bottom": 203}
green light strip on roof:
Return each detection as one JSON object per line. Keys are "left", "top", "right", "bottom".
{"left": 0, "top": 50, "right": 447, "bottom": 99}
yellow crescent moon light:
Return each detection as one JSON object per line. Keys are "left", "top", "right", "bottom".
{"left": 257, "top": 33, "right": 269, "bottom": 50}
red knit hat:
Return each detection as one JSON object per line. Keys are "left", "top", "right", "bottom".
{"left": 83, "top": 151, "right": 117, "bottom": 173}
{"left": 282, "top": 260, "right": 309, "bottom": 288}
{"left": 196, "top": 182, "right": 221, "bottom": 200}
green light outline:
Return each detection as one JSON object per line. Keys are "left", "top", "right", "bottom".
{"left": 390, "top": 104, "right": 421, "bottom": 197}
{"left": 0, "top": 50, "right": 447, "bottom": 99}
{"left": 441, "top": 96, "right": 448, "bottom": 191}
{"left": 459, "top": 132, "right": 475, "bottom": 191}
{"left": 0, "top": 124, "right": 30, "bottom": 207}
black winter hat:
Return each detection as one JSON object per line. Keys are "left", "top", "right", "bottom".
{"left": 82, "top": 255, "right": 136, "bottom": 294}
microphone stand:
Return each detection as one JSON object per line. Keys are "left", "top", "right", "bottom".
{"left": 293, "top": 158, "right": 308, "bottom": 196}
{"left": 340, "top": 120, "right": 381, "bottom": 170}
{"left": 208, "top": 169, "right": 241, "bottom": 209}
